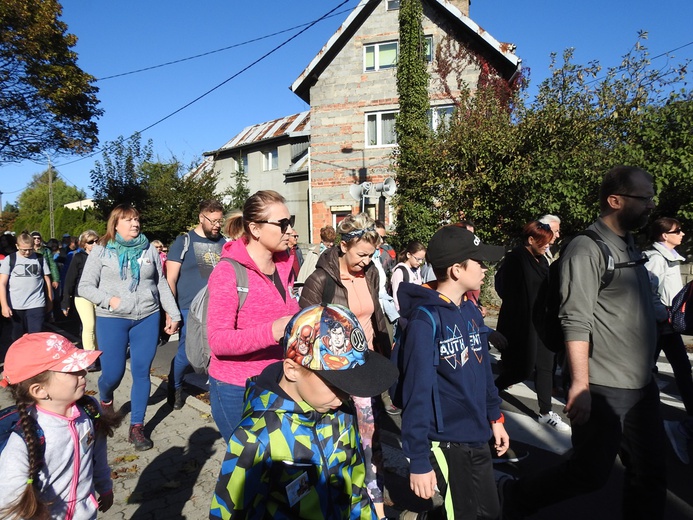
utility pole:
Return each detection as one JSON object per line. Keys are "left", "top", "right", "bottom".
{"left": 46, "top": 155, "right": 55, "bottom": 238}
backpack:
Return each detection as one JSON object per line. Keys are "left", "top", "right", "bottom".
{"left": 670, "top": 281, "right": 693, "bottom": 335}
{"left": 389, "top": 306, "right": 446, "bottom": 433}
{"left": 185, "top": 257, "right": 249, "bottom": 374}
{"left": 8, "top": 252, "right": 45, "bottom": 278}
{"left": 386, "top": 264, "right": 410, "bottom": 297}
{"left": 0, "top": 400, "right": 97, "bottom": 463}
{"left": 540, "top": 230, "right": 646, "bottom": 353}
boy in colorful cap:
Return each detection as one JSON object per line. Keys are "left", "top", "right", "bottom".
{"left": 0, "top": 333, "right": 115, "bottom": 519}
{"left": 396, "top": 225, "right": 508, "bottom": 520}
{"left": 210, "top": 304, "right": 398, "bottom": 520}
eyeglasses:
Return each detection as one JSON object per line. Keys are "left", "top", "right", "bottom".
{"left": 202, "top": 214, "right": 224, "bottom": 226}
{"left": 412, "top": 255, "right": 426, "bottom": 263}
{"left": 291, "top": 234, "right": 299, "bottom": 239}
{"left": 536, "top": 221, "right": 552, "bottom": 232}
{"left": 85, "top": 239, "right": 98, "bottom": 245}
{"left": 614, "top": 193, "right": 655, "bottom": 203}
{"left": 666, "top": 228, "right": 683, "bottom": 235}
{"left": 17, "top": 248, "right": 33, "bottom": 253}
{"left": 254, "top": 216, "right": 295, "bottom": 234}
{"left": 32, "top": 236, "right": 41, "bottom": 240}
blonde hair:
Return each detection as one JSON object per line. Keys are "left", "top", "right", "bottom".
{"left": 337, "top": 213, "right": 382, "bottom": 249}
{"left": 226, "top": 190, "right": 286, "bottom": 240}
{"left": 78, "top": 230, "right": 99, "bottom": 249}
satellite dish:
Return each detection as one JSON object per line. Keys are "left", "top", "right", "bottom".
{"left": 381, "top": 177, "right": 397, "bottom": 197}
{"left": 349, "top": 184, "right": 364, "bottom": 201}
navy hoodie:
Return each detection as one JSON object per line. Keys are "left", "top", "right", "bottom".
{"left": 397, "top": 282, "right": 502, "bottom": 474}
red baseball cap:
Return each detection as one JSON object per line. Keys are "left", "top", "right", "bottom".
{"left": 1, "top": 333, "right": 101, "bottom": 387}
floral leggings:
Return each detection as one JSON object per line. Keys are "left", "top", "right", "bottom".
{"left": 353, "top": 395, "right": 384, "bottom": 505}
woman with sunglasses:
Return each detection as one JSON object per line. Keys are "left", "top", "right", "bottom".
{"left": 207, "top": 190, "right": 299, "bottom": 441}
{"left": 494, "top": 220, "right": 571, "bottom": 433}
{"left": 390, "top": 240, "right": 426, "bottom": 311}
{"left": 644, "top": 218, "right": 693, "bottom": 458}
{"left": 79, "top": 205, "right": 181, "bottom": 451}
{"left": 299, "top": 212, "right": 391, "bottom": 519}
{"left": 61, "top": 230, "right": 101, "bottom": 357}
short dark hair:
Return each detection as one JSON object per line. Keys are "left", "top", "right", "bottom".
{"left": 199, "top": 199, "right": 224, "bottom": 214}
{"left": 599, "top": 166, "right": 652, "bottom": 212}
{"left": 649, "top": 217, "right": 681, "bottom": 243}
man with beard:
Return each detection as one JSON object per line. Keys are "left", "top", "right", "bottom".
{"left": 166, "top": 199, "right": 226, "bottom": 409}
{"left": 500, "top": 166, "right": 666, "bottom": 519}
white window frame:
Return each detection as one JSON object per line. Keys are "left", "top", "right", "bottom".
{"left": 242, "top": 154, "right": 248, "bottom": 173}
{"left": 425, "top": 35, "right": 433, "bottom": 63}
{"left": 365, "top": 110, "right": 398, "bottom": 148}
{"left": 428, "top": 105, "right": 455, "bottom": 131}
{"left": 364, "top": 41, "right": 398, "bottom": 72}
{"left": 262, "top": 148, "right": 278, "bottom": 171}
{"left": 386, "top": 0, "right": 400, "bottom": 9}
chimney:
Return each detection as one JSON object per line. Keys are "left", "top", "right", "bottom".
{"left": 447, "top": 0, "right": 470, "bottom": 17}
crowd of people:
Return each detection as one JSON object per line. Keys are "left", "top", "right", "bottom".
{"left": 0, "top": 165, "right": 691, "bottom": 519}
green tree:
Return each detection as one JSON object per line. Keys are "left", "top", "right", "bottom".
{"left": 0, "top": 0, "right": 102, "bottom": 163}
{"left": 14, "top": 168, "right": 86, "bottom": 234}
{"left": 392, "top": 0, "right": 436, "bottom": 248}
{"left": 227, "top": 153, "right": 249, "bottom": 210}
{"left": 89, "top": 134, "right": 153, "bottom": 218}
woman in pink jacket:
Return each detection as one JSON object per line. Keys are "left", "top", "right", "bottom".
{"left": 206, "top": 190, "right": 299, "bottom": 440}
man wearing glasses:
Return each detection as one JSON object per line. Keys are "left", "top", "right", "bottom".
{"left": 502, "top": 166, "right": 666, "bottom": 519}
{"left": 0, "top": 232, "right": 53, "bottom": 340}
{"left": 287, "top": 231, "right": 304, "bottom": 282}
{"left": 165, "top": 199, "right": 226, "bottom": 409}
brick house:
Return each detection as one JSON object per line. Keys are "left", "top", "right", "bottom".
{"left": 206, "top": 0, "right": 520, "bottom": 242}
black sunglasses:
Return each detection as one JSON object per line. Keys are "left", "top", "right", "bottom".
{"left": 254, "top": 216, "right": 295, "bottom": 234}
{"left": 86, "top": 239, "right": 98, "bottom": 245}
{"left": 666, "top": 228, "right": 683, "bottom": 235}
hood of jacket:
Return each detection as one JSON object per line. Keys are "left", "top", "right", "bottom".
{"left": 398, "top": 280, "right": 456, "bottom": 320}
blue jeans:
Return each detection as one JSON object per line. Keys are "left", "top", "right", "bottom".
{"left": 11, "top": 307, "right": 45, "bottom": 340}
{"left": 96, "top": 312, "right": 160, "bottom": 425}
{"left": 209, "top": 376, "right": 246, "bottom": 442}
{"left": 171, "top": 309, "right": 189, "bottom": 389}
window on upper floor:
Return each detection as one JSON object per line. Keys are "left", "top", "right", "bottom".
{"left": 428, "top": 105, "right": 455, "bottom": 131}
{"left": 425, "top": 36, "right": 433, "bottom": 62}
{"left": 262, "top": 148, "right": 278, "bottom": 171}
{"left": 387, "top": 0, "right": 400, "bottom": 9}
{"left": 366, "top": 111, "right": 398, "bottom": 147}
{"left": 364, "top": 41, "right": 398, "bottom": 71}
{"left": 242, "top": 154, "right": 248, "bottom": 173}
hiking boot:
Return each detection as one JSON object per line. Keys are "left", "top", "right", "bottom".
{"left": 664, "top": 419, "right": 690, "bottom": 464}
{"left": 492, "top": 446, "right": 529, "bottom": 464}
{"left": 538, "top": 411, "right": 571, "bottom": 433}
{"left": 128, "top": 424, "right": 153, "bottom": 451}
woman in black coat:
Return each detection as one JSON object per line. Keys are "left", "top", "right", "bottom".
{"left": 494, "top": 220, "right": 570, "bottom": 433}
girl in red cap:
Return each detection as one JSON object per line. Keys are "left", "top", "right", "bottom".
{"left": 0, "top": 333, "right": 119, "bottom": 520}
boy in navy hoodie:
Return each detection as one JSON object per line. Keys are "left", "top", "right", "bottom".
{"left": 397, "top": 225, "right": 508, "bottom": 520}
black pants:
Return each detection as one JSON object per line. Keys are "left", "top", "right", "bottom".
{"left": 495, "top": 341, "right": 555, "bottom": 415}
{"left": 430, "top": 441, "right": 499, "bottom": 520}
{"left": 512, "top": 379, "right": 666, "bottom": 519}
{"left": 657, "top": 331, "right": 693, "bottom": 415}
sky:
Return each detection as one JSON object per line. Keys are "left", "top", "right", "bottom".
{"left": 3, "top": 0, "right": 692, "bottom": 208}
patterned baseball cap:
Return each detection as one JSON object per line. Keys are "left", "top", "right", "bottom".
{"left": 284, "top": 304, "right": 398, "bottom": 397}
{"left": 1, "top": 333, "right": 101, "bottom": 387}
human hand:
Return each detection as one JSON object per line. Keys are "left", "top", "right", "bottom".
{"left": 564, "top": 383, "right": 590, "bottom": 426}
{"left": 98, "top": 491, "right": 113, "bottom": 512}
{"left": 62, "top": 308, "right": 69, "bottom": 317}
{"left": 272, "top": 316, "right": 293, "bottom": 342}
{"left": 492, "top": 423, "right": 510, "bottom": 456}
{"left": 1, "top": 307, "right": 11, "bottom": 318}
{"left": 165, "top": 320, "right": 180, "bottom": 335}
{"left": 109, "top": 296, "right": 121, "bottom": 310}
{"left": 52, "top": 281, "right": 59, "bottom": 290}
{"left": 410, "top": 470, "right": 437, "bottom": 500}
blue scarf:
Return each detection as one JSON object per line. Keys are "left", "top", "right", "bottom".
{"left": 106, "top": 233, "right": 150, "bottom": 291}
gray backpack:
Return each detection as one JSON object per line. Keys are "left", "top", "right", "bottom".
{"left": 185, "top": 258, "right": 249, "bottom": 374}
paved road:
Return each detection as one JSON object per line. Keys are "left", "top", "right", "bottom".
{"left": 1, "top": 315, "right": 692, "bottom": 519}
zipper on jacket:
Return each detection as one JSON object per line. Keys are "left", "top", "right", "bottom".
{"left": 65, "top": 414, "right": 81, "bottom": 520}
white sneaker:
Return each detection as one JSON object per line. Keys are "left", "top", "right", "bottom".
{"left": 538, "top": 411, "right": 571, "bottom": 433}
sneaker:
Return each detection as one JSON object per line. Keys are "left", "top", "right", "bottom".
{"left": 128, "top": 424, "right": 153, "bottom": 451}
{"left": 492, "top": 446, "right": 529, "bottom": 464}
{"left": 538, "top": 411, "right": 571, "bottom": 433}
{"left": 664, "top": 419, "right": 690, "bottom": 464}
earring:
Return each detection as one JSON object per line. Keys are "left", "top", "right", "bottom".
{"left": 43, "top": 394, "right": 52, "bottom": 401}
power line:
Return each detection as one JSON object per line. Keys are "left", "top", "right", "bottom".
{"left": 97, "top": 8, "right": 354, "bottom": 81}
{"left": 53, "top": 0, "right": 352, "bottom": 170}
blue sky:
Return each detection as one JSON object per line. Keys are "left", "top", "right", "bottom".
{"left": 4, "top": 0, "right": 692, "bottom": 208}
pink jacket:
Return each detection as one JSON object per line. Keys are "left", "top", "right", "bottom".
{"left": 207, "top": 237, "right": 299, "bottom": 386}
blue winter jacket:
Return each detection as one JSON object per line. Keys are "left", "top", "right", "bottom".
{"left": 397, "top": 282, "right": 502, "bottom": 474}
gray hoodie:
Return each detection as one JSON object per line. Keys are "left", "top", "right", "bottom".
{"left": 79, "top": 244, "right": 180, "bottom": 321}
